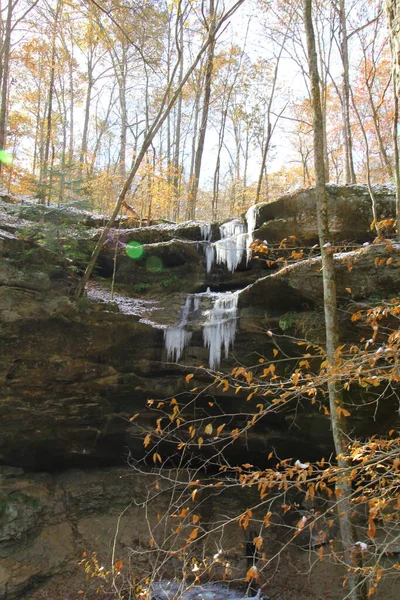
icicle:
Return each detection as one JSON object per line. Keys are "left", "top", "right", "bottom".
{"left": 202, "top": 292, "right": 238, "bottom": 370}
{"left": 164, "top": 328, "right": 192, "bottom": 362}
{"left": 164, "top": 291, "right": 239, "bottom": 368}
{"left": 245, "top": 205, "right": 258, "bottom": 262}
{"left": 220, "top": 219, "right": 246, "bottom": 239}
{"left": 163, "top": 296, "right": 194, "bottom": 362}
{"left": 214, "top": 233, "right": 247, "bottom": 273}
{"left": 204, "top": 244, "right": 215, "bottom": 273}
{"left": 200, "top": 223, "right": 213, "bottom": 241}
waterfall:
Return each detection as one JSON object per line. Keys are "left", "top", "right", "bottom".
{"left": 202, "top": 208, "right": 259, "bottom": 274}
{"left": 164, "top": 291, "right": 239, "bottom": 369}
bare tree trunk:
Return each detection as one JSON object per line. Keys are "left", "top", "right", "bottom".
{"left": 384, "top": 0, "right": 400, "bottom": 234}
{"left": 0, "top": 0, "right": 13, "bottom": 178}
{"left": 186, "top": 0, "right": 216, "bottom": 220}
{"left": 41, "top": 0, "right": 62, "bottom": 203}
{"left": 393, "top": 83, "right": 400, "bottom": 236}
{"left": 303, "top": 1, "right": 367, "bottom": 598}
{"left": 337, "top": 0, "right": 356, "bottom": 183}
{"left": 172, "top": 18, "right": 184, "bottom": 221}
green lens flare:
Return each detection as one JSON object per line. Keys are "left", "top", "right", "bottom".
{"left": 126, "top": 241, "right": 144, "bottom": 259}
{"left": 0, "top": 150, "right": 12, "bottom": 165}
{"left": 146, "top": 256, "right": 163, "bottom": 273}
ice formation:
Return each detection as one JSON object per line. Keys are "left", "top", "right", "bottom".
{"left": 164, "top": 295, "right": 195, "bottom": 362}
{"left": 151, "top": 581, "right": 265, "bottom": 600}
{"left": 203, "top": 292, "right": 239, "bottom": 370}
{"left": 214, "top": 232, "right": 247, "bottom": 273}
{"left": 200, "top": 222, "right": 213, "bottom": 242}
{"left": 245, "top": 204, "right": 258, "bottom": 261}
{"left": 165, "top": 209, "right": 258, "bottom": 365}
{"left": 203, "top": 209, "right": 259, "bottom": 274}
{"left": 164, "top": 291, "right": 239, "bottom": 369}
{"left": 164, "top": 327, "right": 193, "bottom": 362}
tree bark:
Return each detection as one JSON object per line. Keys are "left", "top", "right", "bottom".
{"left": 384, "top": 0, "right": 400, "bottom": 235}
{"left": 303, "top": 1, "right": 367, "bottom": 598}
{"left": 41, "top": 0, "right": 62, "bottom": 203}
{"left": 337, "top": 0, "right": 357, "bottom": 183}
{"left": 0, "top": 0, "right": 13, "bottom": 177}
{"left": 186, "top": 0, "right": 216, "bottom": 220}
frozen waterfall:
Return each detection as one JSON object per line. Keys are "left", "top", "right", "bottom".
{"left": 202, "top": 208, "right": 258, "bottom": 273}
{"left": 203, "top": 291, "right": 239, "bottom": 370}
{"left": 164, "top": 290, "right": 239, "bottom": 369}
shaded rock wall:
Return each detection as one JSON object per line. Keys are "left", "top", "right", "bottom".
{"left": 0, "top": 186, "right": 399, "bottom": 599}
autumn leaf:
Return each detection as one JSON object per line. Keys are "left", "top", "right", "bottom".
{"left": 253, "top": 536, "right": 263, "bottom": 550}
{"left": 245, "top": 566, "right": 259, "bottom": 582}
{"left": 114, "top": 560, "right": 123, "bottom": 572}
{"left": 264, "top": 512, "right": 272, "bottom": 527}
{"left": 216, "top": 423, "right": 226, "bottom": 436}
{"left": 153, "top": 452, "right": 162, "bottom": 464}
{"left": 367, "top": 517, "right": 376, "bottom": 539}
{"left": 188, "top": 527, "right": 199, "bottom": 540}
{"left": 185, "top": 374, "right": 194, "bottom": 383}
{"left": 204, "top": 423, "right": 213, "bottom": 435}
{"left": 296, "top": 516, "right": 307, "bottom": 532}
{"left": 129, "top": 413, "right": 139, "bottom": 422}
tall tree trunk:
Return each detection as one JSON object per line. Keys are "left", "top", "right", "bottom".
{"left": 384, "top": 0, "right": 400, "bottom": 234}
{"left": 80, "top": 52, "right": 94, "bottom": 177}
{"left": 172, "top": 16, "right": 184, "bottom": 221}
{"left": 41, "top": 0, "right": 62, "bottom": 203}
{"left": 303, "top": 1, "right": 367, "bottom": 598}
{"left": 337, "top": 0, "right": 356, "bottom": 183}
{"left": 186, "top": 0, "right": 216, "bottom": 220}
{"left": 0, "top": 0, "right": 13, "bottom": 178}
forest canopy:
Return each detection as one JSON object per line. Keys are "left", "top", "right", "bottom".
{"left": 0, "top": 0, "right": 394, "bottom": 221}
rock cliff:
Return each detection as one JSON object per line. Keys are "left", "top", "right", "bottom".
{"left": 0, "top": 185, "right": 399, "bottom": 598}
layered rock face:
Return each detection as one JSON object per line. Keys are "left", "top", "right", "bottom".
{"left": 0, "top": 185, "right": 399, "bottom": 598}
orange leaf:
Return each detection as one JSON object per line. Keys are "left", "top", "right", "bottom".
{"left": 129, "top": 413, "right": 139, "bottom": 422}
{"left": 114, "top": 560, "right": 123, "bottom": 572}
{"left": 245, "top": 566, "right": 259, "bottom": 582}
{"left": 188, "top": 527, "right": 199, "bottom": 540}
{"left": 153, "top": 452, "right": 162, "bottom": 464}
{"left": 367, "top": 517, "right": 376, "bottom": 539}
{"left": 185, "top": 374, "right": 194, "bottom": 383}
{"left": 253, "top": 536, "right": 263, "bottom": 550}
